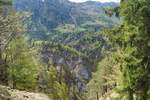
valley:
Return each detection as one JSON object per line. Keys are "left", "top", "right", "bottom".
{"left": 13, "top": 0, "right": 119, "bottom": 92}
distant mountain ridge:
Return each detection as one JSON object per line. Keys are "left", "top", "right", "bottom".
{"left": 13, "top": 0, "right": 119, "bottom": 33}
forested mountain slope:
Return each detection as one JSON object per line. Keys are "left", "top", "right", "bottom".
{"left": 14, "top": 0, "right": 118, "bottom": 31}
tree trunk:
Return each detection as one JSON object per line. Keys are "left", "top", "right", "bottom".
{"left": 128, "top": 90, "right": 133, "bottom": 100}
{"left": 96, "top": 92, "right": 99, "bottom": 100}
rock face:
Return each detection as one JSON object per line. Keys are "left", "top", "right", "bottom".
{"left": 0, "top": 85, "right": 50, "bottom": 100}
{"left": 99, "top": 91, "right": 121, "bottom": 100}
{"left": 11, "top": 91, "right": 50, "bottom": 100}
{"left": 0, "top": 85, "right": 11, "bottom": 100}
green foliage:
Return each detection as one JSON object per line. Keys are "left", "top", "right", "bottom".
{"left": 0, "top": 0, "right": 12, "bottom": 6}
{"left": 0, "top": 0, "right": 24, "bottom": 84}
{"left": 0, "top": 13, "right": 25, "bottom": 56}
{"left": 54, "top": 82, "right": 69, "bottom": 100}
{"left": 86, "top": 54, "right": 121, "bottom": 100}
{"left": 54, "top": 24, "right": 86, "bottom": 33}
{"left": 0, "top": 0, "right": 12, "bottom": 15}
{"left": 87, "top": 0, "right": 150, "bottom": 99}
{"left": 6, "top": 37, "right": 38, "bottom": 90}
{"left": 38, "top": 66, "right": 69, "bottom": 100}
{"left": 96, "top": 0, "right": 150, "bottom": 99}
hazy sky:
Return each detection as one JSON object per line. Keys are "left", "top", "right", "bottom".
{"left": 69, "top": 0, "right": 120, "bottom": 3}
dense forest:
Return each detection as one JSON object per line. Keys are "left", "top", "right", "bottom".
{"left": 0, "top": 0, "right": 150, "bottom": 100}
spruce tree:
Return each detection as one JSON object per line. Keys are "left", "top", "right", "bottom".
{"left": 103, "top": 0, "right": 150, "bottom": 99}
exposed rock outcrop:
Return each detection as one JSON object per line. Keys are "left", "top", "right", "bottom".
{"left": 0, "top": 85, "right": 50, "bottom": 100}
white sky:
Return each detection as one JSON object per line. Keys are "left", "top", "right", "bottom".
{"left": 69, "top": 0, "right": 120, "bottom": 3}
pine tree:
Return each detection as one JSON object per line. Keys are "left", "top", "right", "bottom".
{"left": 101, "top": 0, "right": 150, "bottom": 99}
{"left": 6, "top": 36, "right": 38, "bottom": 90}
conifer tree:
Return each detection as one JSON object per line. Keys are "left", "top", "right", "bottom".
{"left": 6, "top": 37, "right": 38, "bottom": 90}
{"left": 87, "top": 0, "right": 150, "bottom": 99}
{"left": 101, "top": 0, "right": 150, "bottom": 99}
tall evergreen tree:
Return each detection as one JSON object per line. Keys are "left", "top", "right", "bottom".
{"left": 87, "top": 0, "right": 150, "bottom": 99}
{"left": 101, "top": 0, "right": 150, "bottom": 99}
{"left": 6, "top": 36, "right": 38, "bottom": 90}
